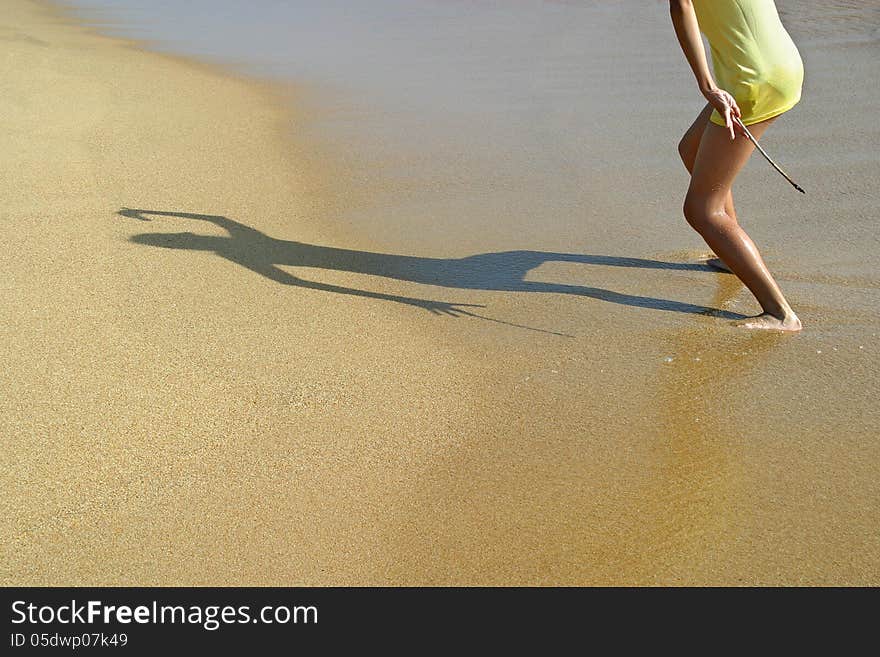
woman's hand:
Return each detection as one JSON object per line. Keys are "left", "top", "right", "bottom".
{"left": 703, "top": 87, "right": 742, "bottom": 139}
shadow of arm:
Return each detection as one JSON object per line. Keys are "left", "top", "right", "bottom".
{"left": 118, "top": 208, "right": 265, "bottom": 240}
{"left": 242, "top": 261, "right": 484, "bottom": 316}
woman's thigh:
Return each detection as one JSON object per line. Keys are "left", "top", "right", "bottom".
{"left": 688, "top": 116, "right": 777, "bottom": 204}
{"left": 679, "top": 103, "right": 715, "bottom": 172}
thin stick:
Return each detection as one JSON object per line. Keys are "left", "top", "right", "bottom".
{"left": 734, "top": 116, "right": 805, "bottom": 194}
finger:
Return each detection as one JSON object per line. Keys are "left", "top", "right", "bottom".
{"left": 724, "top": 107, "right": 734, "bottom": 140}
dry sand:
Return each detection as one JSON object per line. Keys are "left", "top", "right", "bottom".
{"left": 2, "top": 0, "right": 878, "bottom": 585}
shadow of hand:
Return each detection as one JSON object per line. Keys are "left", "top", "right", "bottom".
{"left": 402, "top": 298, "right": 486, "bottom": 316}
{"left": 118, "top": 207, "right": 152, "bottom": 221}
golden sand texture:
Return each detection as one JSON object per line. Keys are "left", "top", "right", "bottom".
{"left": 1, "top": 0, "right": 489, "bottom": 585}
{"left": 2, "top": 0, "right": 878, "bottom": 585}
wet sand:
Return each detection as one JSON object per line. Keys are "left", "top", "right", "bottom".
{"left": 2, "top": 0, "right": 878, "bottom": 585}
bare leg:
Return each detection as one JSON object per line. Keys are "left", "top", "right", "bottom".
{"left": 678, "top": 104, "right": 734, "bottom": 272}
{"left": 684, "top": 118, "right": 801, "bottom": 331}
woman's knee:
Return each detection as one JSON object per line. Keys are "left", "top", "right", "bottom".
{"left": 683, "top": 191, "right": 726, "bottom": 232}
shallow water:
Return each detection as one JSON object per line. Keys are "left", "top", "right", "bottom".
{"left": 57, "top": 0, "right": 880, "bottom": 582}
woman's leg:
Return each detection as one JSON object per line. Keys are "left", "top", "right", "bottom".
{"left": 684, "top": 118, "right": 801, "bottom": 331}
{"left": 678, "top": 104, "right": 736, "bottom": 271}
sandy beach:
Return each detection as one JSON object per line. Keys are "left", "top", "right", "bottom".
{"left": 2, "top": 0, "right": 878, "bottom": 585}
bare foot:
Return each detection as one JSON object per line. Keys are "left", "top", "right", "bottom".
{"left": 734, "top": 312, "right": 802, "bottom": 332}
{"left": 706, "top": 257, "right": 732, "bottom": 273}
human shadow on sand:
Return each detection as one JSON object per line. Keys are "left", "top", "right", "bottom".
{"left": 118, "top": 208, "right": 745, "bottom": 333}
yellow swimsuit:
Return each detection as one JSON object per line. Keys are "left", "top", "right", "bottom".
{"left": 693, "top": 0, "right": 804, "bottom": 126}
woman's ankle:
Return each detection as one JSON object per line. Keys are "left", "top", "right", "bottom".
{"left": 762, "top": 302, "right": 796, "bottom": 320}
